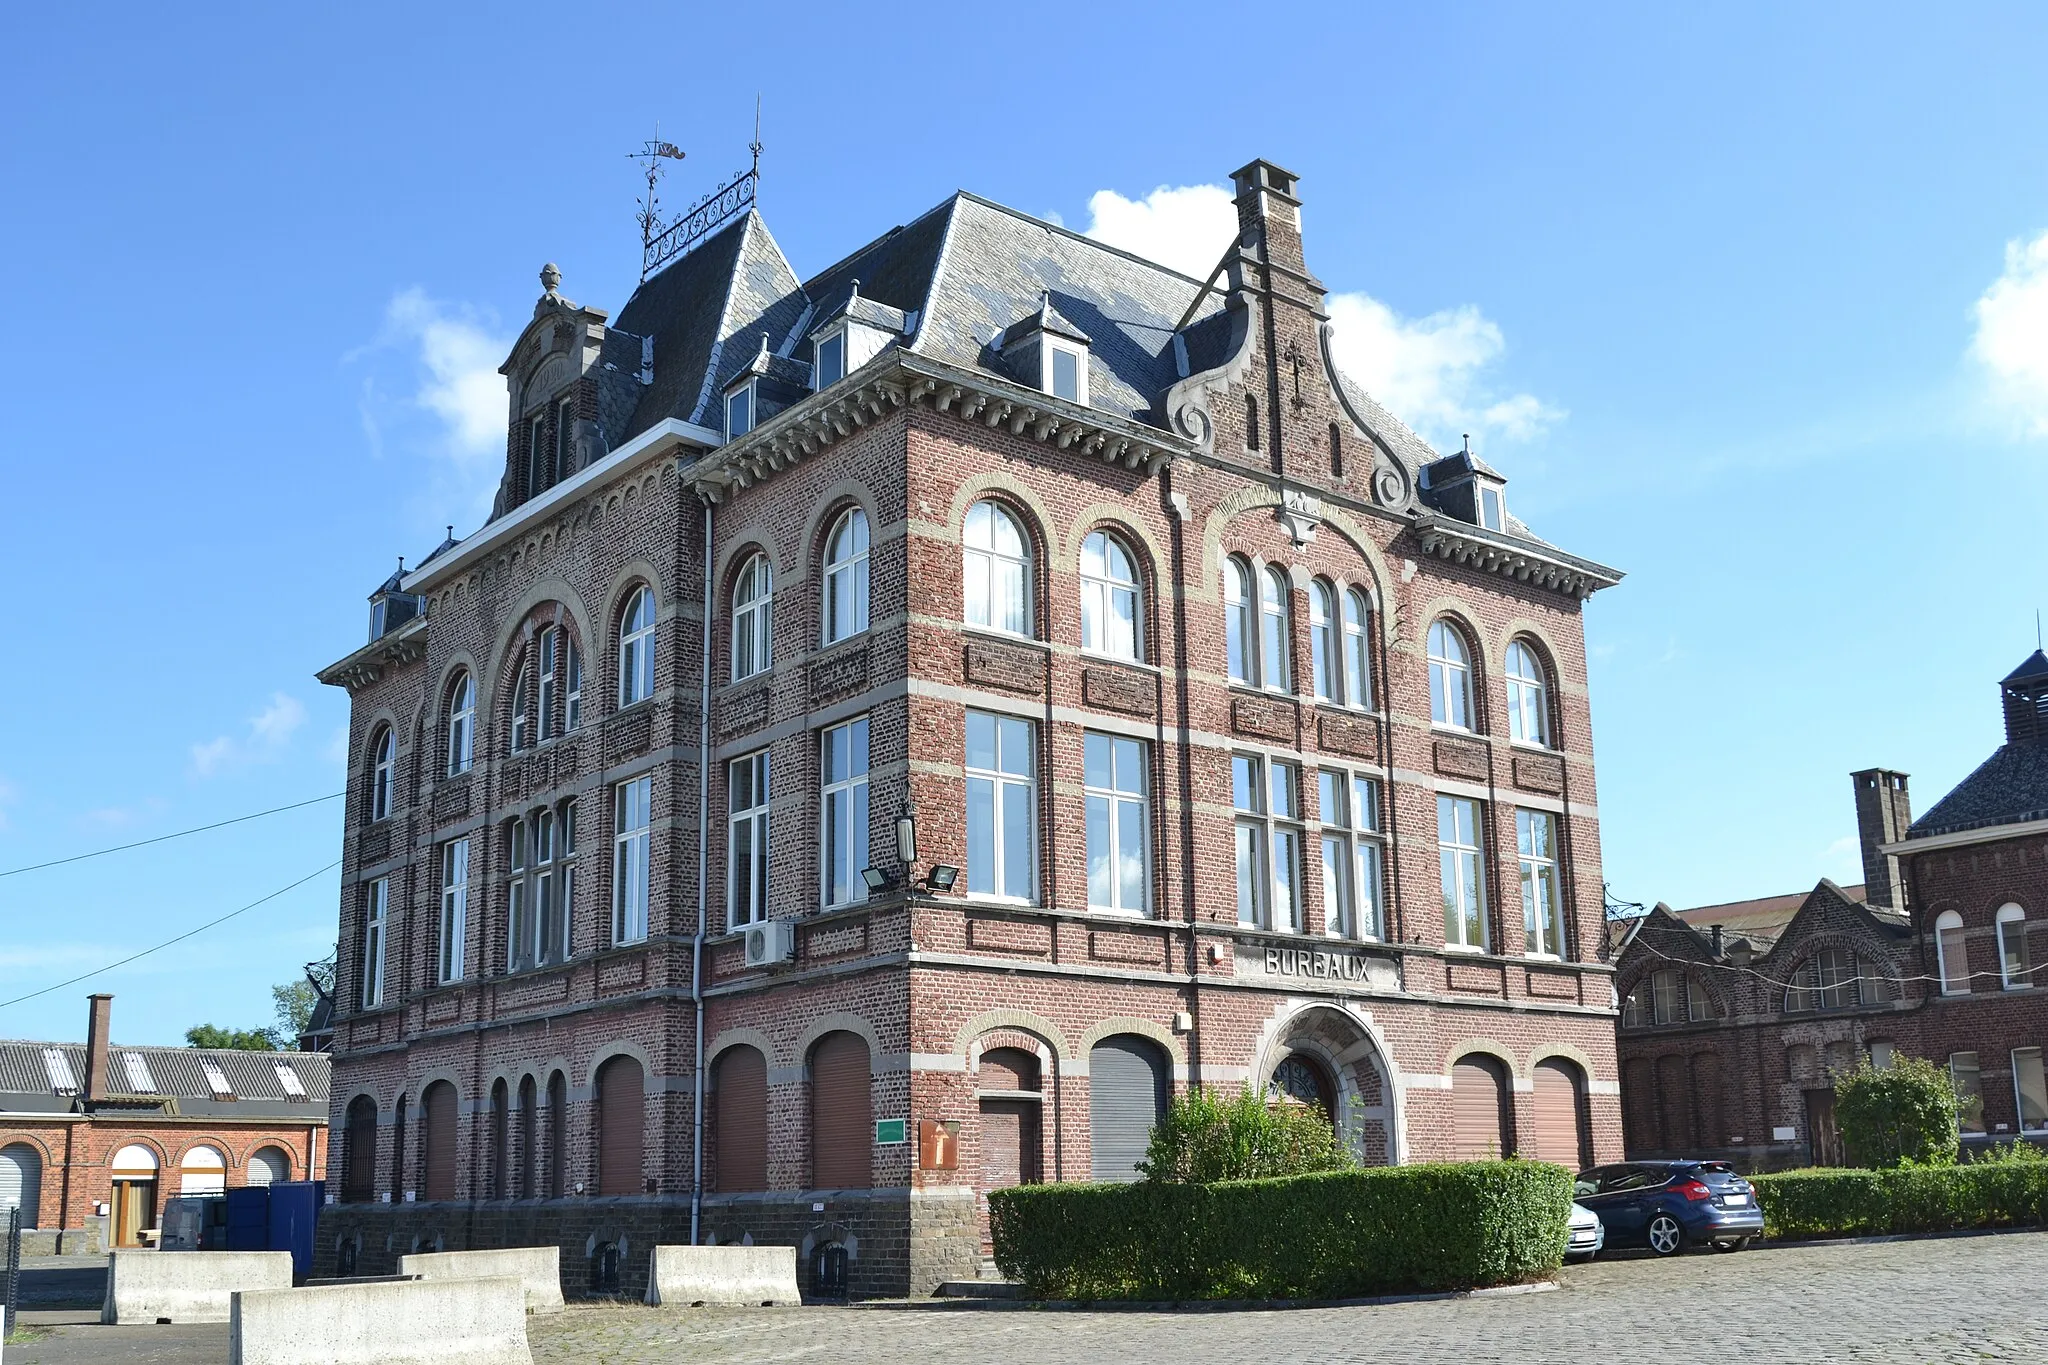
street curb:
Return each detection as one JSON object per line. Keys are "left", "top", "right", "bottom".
{"left": 853, "top": 1280, "right": 1560, "bottom": 1313}
{"left": 1751, "top": 1223, "right": 2048, "bottom": 1252}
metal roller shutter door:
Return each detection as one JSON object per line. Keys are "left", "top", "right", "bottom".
{"left": 1450, "top": 1059, "right": 1509, "bottom": 1160}
{"left": 811, "top": 1033, "right": 872, "bottom": 1190}
{"left": 1530, "top": 1061, "right": 1585, "bottom": 1168}
{"left": 714, "top": 1047, "right": 769, "bottom": 1193}
{"left": 1089, "top": 1038, "right": 1165, "bottom": 1181}
{"left": 423, "top": 1083, "right": 458, "bottom": 1201}
{"left": 0, "top": 1143, "right": 41, "bottom": 1229}
{"left": 597, "top": 1057, "right": 646, "bottom": 1196}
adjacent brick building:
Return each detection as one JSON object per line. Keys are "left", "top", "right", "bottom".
{"left": 0, "top": 994, "right": 329, "bottom": 1249}
{"left": 1617, "top": 653, "right": 2048, "bottom": 1167}
{"left": 314, "top": 157, "right": 1626, "bottom": 1297}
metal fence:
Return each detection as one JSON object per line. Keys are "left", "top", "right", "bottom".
{"left": 3, "top": 1204, "right": 20, "bottom": 1342}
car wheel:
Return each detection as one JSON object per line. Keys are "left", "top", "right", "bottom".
{"left": 1712, "top": 1237, "right": 1749, "bottom": 1254}
{"left": 1646, "top": 1213, "right": 1686, "bottom": 1257}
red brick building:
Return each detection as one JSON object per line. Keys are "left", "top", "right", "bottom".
{"left": 1616, "top": 654, "right": 2048, "bottom": 1168}
{"left": 314, "top": 158, "right": 1626, "bottom": 1297}
{"left": 0, "top": 995, "right": 328, "bottom": 1249}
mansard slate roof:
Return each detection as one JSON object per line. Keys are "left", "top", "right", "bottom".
{"left": 1910, "top": 744, "right": 2048, "bottom": 838}
{"left": 0, "top": 1040, "right": 329, "bottom": 1120}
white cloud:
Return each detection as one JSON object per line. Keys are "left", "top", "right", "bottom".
{"left": 1081, "top": 183, "right": 1561, "bottom": 450}
{"left": 379, "top": 289, "right": 511, "bottom": 460}
{"left": 348, "top": 291, "right": 512, "bottom": 523}
{"left": 190, "top": 692, "right": 307, "bottom": 779}
{"left": 1972, "top": 229, "right": 2048, "bottom": 436}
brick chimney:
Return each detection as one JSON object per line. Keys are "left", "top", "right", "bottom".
{"left": 84, "top": 992, "right": 113, "bottom": 1102}
{"left": 1851, "top": 769, "right": 1911, "bottom": 911}
{"left": 1231, "top": 159, "right": 1306, "bottom": 279}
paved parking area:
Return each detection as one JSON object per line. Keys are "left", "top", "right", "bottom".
{"left": 8, "top": 1231, "right": 2046, "bottom": 1363}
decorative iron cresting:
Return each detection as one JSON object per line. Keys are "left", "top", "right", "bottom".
{"left": 641, "top": 163, "right": 757, "bottom": 279}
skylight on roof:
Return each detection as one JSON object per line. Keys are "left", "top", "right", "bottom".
{"left": 275, "top": 1062, "right": 307, "bottom": 1098}
{"left": 202, "top": 1061, "right": 235, "bottom": 1098}
{"left": 43, "top": 1047, "right": 77, "bottom": 1094}
{"left": 121, "top": 1051, "right": 157, "bottom": 1093}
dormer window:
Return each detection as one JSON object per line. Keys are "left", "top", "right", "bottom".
{"left": 815, "top": 329, "right": 846, "bottom": 389}
{"left": 1000, "top": 291, "right": 1092, "bottom": 409}
{"left": 1050, "top": 343, "right": 1084, "bottom": 403}
{"left": 726, "top": 382, "right": 755, "bottom": 439}
{"left": 1478, "top": 484, "right": 1504, "bottom": 532}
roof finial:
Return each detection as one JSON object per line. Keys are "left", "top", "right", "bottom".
{"left": 1462, "top": 433, "right": 1471, "bottom": 454}
{"left": 848, "top": 278, "right": 860, "bottom": 302}
{"left": 540, "top": 263, "right": 561, "bottom": 298}
{"left": 396, "top": 555, "right": 405, "bottom": 573}
{"left": 446, "top": 524, "right": 454, "bottom": 540}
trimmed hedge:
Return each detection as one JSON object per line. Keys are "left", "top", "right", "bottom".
{"left": 1753, "top": 1164, "right": 2048, "bottom": 1240}
{"left": 989, "top": 1161, "right": 1572, "bottom": 1301}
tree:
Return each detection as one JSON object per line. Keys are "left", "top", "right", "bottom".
{"left": 1137, "top": 1085, "right": 1354, "bottom": 1183}
{"left": 272, "top": 951, "right": 335, "bottom": 1042}
{"left": 1834, "top": 1054, "right": 1960, "bottom": 1168}
{"left": 185, "top": 1024, "right": 278, "bottom": 1051}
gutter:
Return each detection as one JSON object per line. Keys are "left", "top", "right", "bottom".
{"left": 690, "top": 495, "right": 714, "bottom": 1244}
{"left": 1881, "top": 815, "right": 2048, "bottom": 856}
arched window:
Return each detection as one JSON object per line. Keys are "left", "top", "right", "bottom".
{"left": 1088, "top": 1035, "right": 1167, "bottom": 1182}
{"left": 1308, "top": 581, "right": 1337, "bottom": 701}
{"left": 1080, "top": 530, "right": 1141, "bottom": 661}
{"left": 517, "top": 1075, "right": 537, "bottom": 1200}
{"left": 713, "top": 1045, "right": 768, "bottom": 1193}
{"left": 447, "top": 672, "right": 475, "bottom": 776}
{"left": 1623, "top": 969, "right": 1718, "bottom": 1026}
{"left": 1427, "top": 620, "right": 1473, "bottom": 730}
{"left": 822, "top": 508, "right": 871, "bottom": 644}
{"left": 1342, "top": 589, "right": 1372, "bottom": 709}
{"left": 1785, "top": 947, "right": 1860, "bottom": 1011}
{"left": 1998, "top": 904, "right": 2031, "bottom": 990}
{"left": 537, "top": 627, "right": 562, "bottom": 742}
{"left": 179, "top": 1144, "right": 226, "bottom": 1195}
{"left": 731, "top": 552, "right": 773, "bottom": 681}
{"left": 1329, "top": 421, "right": 1344, "bottom": 477}
{"left": 368, "top": 727, "right": 394, "bottom": 821}
{"left": 509, "top": 666, "right": 531, "bottom": 752}
{"left": 618, "top": 586, "right": 656, "bottom": 706}
{"left": 1530, "top": 1058, "right": 1589, "bottom": 1169}
{"left": 810, "top": 1032, "right": 873, "bottom": 1190}
{"left": 489, "top": 1079, "right": 509, "bottom": 1200}
{"left": 0, "top": 1142, "right": 43, "bottom": 1229}
{"left": 246, "top": 1145, "right": 290, "bottom": 1188}
{"left": 1936, "top": 910, "right": 1969, "bottom": 995}
{"left": 1506, "top": 640, "right": 1550, "bottom": 747}
{"left": 421, "top": 1081, "right": 457, "bottom": 1202}
{"left": 963, "top": 501, "right": 1031, "bottom": 636}
{"left": 1224, "top": 557, "right": 1256, "bottom": 685}
{"left": 545, "top": 1071, "right": 568, "bottom": 1198}
{"left": 1259, "top": 566, "right": 1292, "bottom": 693}
{"left": 1268, "top": 1053, "right": 1335, "bottom": 1121}
{"left": 595, "top": 1055, "right": 645, "bottom": 1196}
{"left": 1450, "top": 1056, "right": 1512, "bottom": 1160}
{"left": 1245, "top": 393, "right": 1260, "bottom": 451}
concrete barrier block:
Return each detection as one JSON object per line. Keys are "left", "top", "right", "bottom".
{"left": 399, "top": 1247, "right": 564, "bottom": 1313}
{"left": 230, "top": 1275, "right": 532, "bottom": 1365}
{"left": 645, "top": 1244, "right": 800, "bottom": 1306}
{"left": 103, "top": 1249, "right": 295, "bottom": 1325}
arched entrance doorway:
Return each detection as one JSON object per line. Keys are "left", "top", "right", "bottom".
{"left": 1255, "top": 1006, "right": 1395, "bottom": 1164}
{"left": 110, "top": 1144, "right": 159, "bottom": 1246}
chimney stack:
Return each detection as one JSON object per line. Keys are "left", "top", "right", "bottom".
{"left": 84, "top": 993, "right": 113, "bottom": 1102}
{"left": 1230, "top": 159, "right": 1305, "bottom": 277}
{"left": 1710, "top": 924, "right": 1725, "bottom": 958}
{"left": 1850, "top": 769, "right": 1912, "bottom": 911}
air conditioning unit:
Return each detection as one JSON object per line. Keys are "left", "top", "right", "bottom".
{"left": 743, "top": 919, "right": 795, "bottom": 968}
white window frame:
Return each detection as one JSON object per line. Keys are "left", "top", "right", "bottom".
{"left": 1997, "top": 904, "right": 2030, "bottom": 990}
{"left": 507, "top": 815, "right": 531, "bottom": 972}
{"left": 964, "top": 710, "right": 1035, "bottom": 903}
{"left": 369, "top": 728, "right": 394, "bottom": 822}
{"left": 1952, "top": 1051, "right": 1986, "bottom": 1134}
{"left": 532, "top": 808, "right": 557, "bottom": 969}
{"left": 1224, "top": 556, "right": 1257, "bottom": 685}
{"left": 1342, "top": 587, "right": 1373, "bottom": 710}
{"left": 820, "top": 718, "right": 870, "bottom": 908}
{"left": 564, "top": 637, "right": 583, "bottom": 732}
{"left": 526, "top": 413, "right": 546, "bottom": 495}
{"left": 438, "top": 838, "right": 468, "bottom": 984}
{"left": 556, "top": 798, "right": 577, "bottom": 962}
{"left": 731, "top": 552, "right": 774, "bottom": 682}
{"left": 822, "top": 508, "right": 871, "bottom": 645}
{"left": 612, "top": 776, "right": 651, "bottom": 945}
{"left": 2014, "top": 1046, "right": 2048, "bottom": 1134}
{"left": 1936, "top": 909, "right": 1969, "bottom": 995}
{"left": 1234, "top": 754, "right": 1301, "bottom": 931}
{"left": 619, "top": 587, "right": 656, "bottom": 707}
{"left": 814, "top": 328, "right": 847, "bottom": 389}
{"left": 1506, "top": 640, "right": 1551, "bottom": 748}
{"left": 509, "top": 666, "right": 531, "bottom": 753}
{"left": 1428, "top": 621, "right": 1473, "bottom": 731}
{"left": 726, "top": 382, "right": 755, "bottom": 438}
{"left": 1079, "top": 530, "right": 1142, "bottom": 662}
{"left": 1318, "top": 768, "right": 1384, "bottom": 940}
{"left": 1046, "top": 341, "right": 1088, "bottom": 405}
{"left": 361, "top": 878, "right": 387, "bottom": 1009}
{"left": 537, "top": 627, "right": 559, "bottom": 742}
{"left": 728, "top": 751, "right": 770, "bottom": 927}
{"left": 1438, "top": 794, "right": 1488, "bottom": 951}
{"left": 1517, "top": 808, "right": 1565, "bottom": 958}
{"left": 1478, "top": 483, "right": 1505, "bottom": 532}
{"left": 963, "top": 501, "right": 1032, "bottom": 637}
{"left": 1309, "top": 580, "right": 1338, "bottom": 702}
{"left": 1258, "top": 566, "right": 1293, "bottom": 695}
{"left": 447, "top": 673, "right": 475, "bottom": 776}
{"left": 1084, "top": 732, "right": 1150, "bottom": 916}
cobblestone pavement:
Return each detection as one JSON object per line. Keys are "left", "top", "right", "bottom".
{"left": 530, "top": 1232, "right": 2048, "bottom": 1365}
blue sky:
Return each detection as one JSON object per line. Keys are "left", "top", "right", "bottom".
{"left": 6, "top": 4, "right": 2048, "bottom": 1044}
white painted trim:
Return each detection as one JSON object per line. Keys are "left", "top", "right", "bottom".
{"left": 1881, "top": 817, "right": 2048, "bottom": 856}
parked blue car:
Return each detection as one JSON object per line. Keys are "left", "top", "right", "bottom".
{"left": 1572, "top": 1161, "right": 1764, "bottom": 1256}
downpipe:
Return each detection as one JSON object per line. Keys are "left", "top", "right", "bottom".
{"left": 690, "top": 496, "right": 713, "bottom": 1244}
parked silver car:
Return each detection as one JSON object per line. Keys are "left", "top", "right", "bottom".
{"left": 1566, "top": 1200, "right": 1605, "bottom": 1261}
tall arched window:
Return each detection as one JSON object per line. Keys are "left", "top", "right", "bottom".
{"left": 619, "top": 586, "right": 656, "bottom": 706}
{"left": 731, "top": 552, "right": 773, "bottom": 681}
{"left": 545, "top": 1071, "right": 568, "bottom": 1198}
{"left": 1309, "top": 580, "right": 1337, "bottom": 701}
{"left": 1080, "top": 530, "right": 1141, "bottom": 660}
{"left": 1505, "top": 640, "right": 1550, "bottom": 747}
{"left": 1224, "top": 556, "right": 1256, "bottom": 685}
{"left": 517, "top": 1074, "right": 537, "bottom": 1200}
{"left": 368, "top": 727, "right": 394, "bottom": 821}
{"left": 342, "top": 1096, "right": 376, "bottom": 1203}
{"left": 963, "top": 501, "right": 1031, "bottom": 636}
{"left": 446, "top": 673, "right": 474, "bottom": 776}
{"left": 1259, "top": 566, "right": 1292, "bottom": 693}
{"left": 1428, "top": 620, "right": 1473, "bottom": 730}
{"left": 1998, "top": 904, "right": 2031, "bottom": 990}
{"left": 713, "top": 1045, "right": 768, "bottom": 1193}
{"left": 509, "top": 666, "right": 531, "bottom": 752}
{"left": 810, "top": 1032, "right": 873, "bottom": 1190}
{"left": 489, "top": 1079, "right": 509, "bottom": 1200}
{"left": 595, "top": 1055, "right": 645, "bottom": 1196}
{"left": 1936, "top": 910, "right": 1969, "bottom": 995}
{"left": 1342, "top": 589, "right": 1372, "bottom": 709}
{"left": 822, "top": 508, "right": 870, "bottom": 644}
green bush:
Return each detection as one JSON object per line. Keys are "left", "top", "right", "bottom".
{"left": 1833, "top": 1055, "right": 1960, "bottom": 1168}
{"left": 1752, "top": 1163, "right": 2048, "bottom": 1239}
{"left": 1137, "top": 1086, "right": 1354, "bottom": 1183}
{"left": 989, "top": 1161, "right": 1572, "bottom": 1301}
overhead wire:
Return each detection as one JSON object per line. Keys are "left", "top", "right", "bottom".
{"left": 0, "top": 792, "right": 343, "bottom": 879}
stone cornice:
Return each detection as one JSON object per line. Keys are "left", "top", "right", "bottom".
{"left": 1415, "top": 516, "right": 1624, "bottom": 600}
{"left": 316, "top": 615, "right": 430, "bottom": 693}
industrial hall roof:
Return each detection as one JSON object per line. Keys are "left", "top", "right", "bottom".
{"left": 0, "top": 1039, "right": 330, "bottom": 1121}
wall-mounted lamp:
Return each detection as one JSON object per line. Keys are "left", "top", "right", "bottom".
{"left": 859, "top": 866, "right": 892, "bottom": 893}
{"left": 926, "top": 864, "right": 959, "bottom": 892}
{"left": 896, "top": 809, "right": 918, "bottom": 864}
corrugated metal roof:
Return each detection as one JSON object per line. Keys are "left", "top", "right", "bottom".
{"left": 0, "top": 1040, "right": 329, "bottom": 1109}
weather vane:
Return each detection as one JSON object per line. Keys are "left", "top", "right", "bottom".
{"left": 629, "top": 134, "right": 687, "bottom": 260}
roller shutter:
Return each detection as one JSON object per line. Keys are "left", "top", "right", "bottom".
{"left": 1450, "top": 1058, "right": 1509, "bottom": 1160}
{"left": 0, "top": 1143, "right": 41, "bottom": 1229}
{"left": 1089, "top": 1036, "right": 1166, "bottom": 1181}
{"left": 811, "top": 1032, "right": 873, "bottom": 1190}
{"left": 714, "top": 1046, "right": 769, "bottom": 1193}
{"left": 596, "top": 1056, "right": 646, "bottom": 1196}
{"left": 423, "top": 1082, "right": 458, "bottom": 1201}
{"left": 1530, "top": 1060, "right": 1587, "bottom": 1168}
{"left": 343, "top": 1099, "right": 377, "bottom": 1202}
{"left": 247, "top": 1147, "right": 288, "bottom": 1187}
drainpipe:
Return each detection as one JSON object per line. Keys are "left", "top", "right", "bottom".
{"left": 690, "top": 495, "right": 714, "bottom": 1244}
